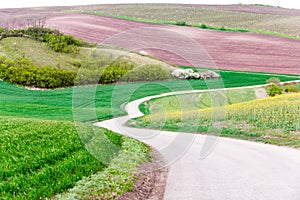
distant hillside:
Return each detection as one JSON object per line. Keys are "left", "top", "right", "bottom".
{"left": 73, "top": 4, "right": 300, "bottom": 37}
{"left": 179, "top": 4, "right": 300, "bottom": 16}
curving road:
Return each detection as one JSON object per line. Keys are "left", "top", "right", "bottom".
{"left": 94, "top": 86, "right": 300, "bottom": 200}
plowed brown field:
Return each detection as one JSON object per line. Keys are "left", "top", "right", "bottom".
{"left": 46, "top": 13, "right": 300, "bottom": 74}
{"left": 1, "top": 6, "right": 299, "bottom": 75}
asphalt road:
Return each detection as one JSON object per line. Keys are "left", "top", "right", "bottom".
{"left": 94, "top": 88, "right": 300, "bottom": 200}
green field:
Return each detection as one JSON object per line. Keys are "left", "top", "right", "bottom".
{"left": 131, "top": 87, "right": 300, "bottom": 147}
{"left": 1, "top": 69, "right": 299, "bottom": 122}
{"left": 0, "top": 117, "right": 116, "bottom": 199}
{"left": 71, "top": 4, "right": 300, "bottom": 37}
{"left": 139, "top": 87, "right": 257, "bottom": 115}
{"left": 1, "top": 64, "right": 300, "bottom": 198}
{"left": 0, "top": 116, "right": 150, "bottom": 199}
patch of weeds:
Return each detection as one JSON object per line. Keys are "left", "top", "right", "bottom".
{"left": 56, "top": 137, "right": 151, "bottom": 200}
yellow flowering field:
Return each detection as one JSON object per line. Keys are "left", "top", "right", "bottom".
{"left": 142, "top": 92, "right": 300, "bottom": 132}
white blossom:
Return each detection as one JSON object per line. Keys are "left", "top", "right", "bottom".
{"left": 171, "top": 68, "right": 220, "bottom": 80}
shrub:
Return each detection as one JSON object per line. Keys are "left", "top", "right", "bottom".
{"left": 266, "top": 84, "right": 282, "bottom": 97}
{"left": 220, "top": 26, "right": 226, "bottom": 31}
{"left": 171, "top": 68, "right": 220, "bottom": 80}
{"left": 43, "top": 34, "right": 82, "bottom": 53}
{"left": 267, "top": 77, "right": 281, "bottom": 86}
{"left": 200, "top": 24, "right": 208, "bottom": 29}
{"left": 175, "top": 21, "right": 187, "bottom": 26}
{"left": 75, "top": 56, "right": 135, "bottom": 85}
{"left": 0, "top": 56, "right": 75, "bottom": 88}
{"left": 172, "top": 68, "right": 199, "bottom": 79}
{"left": 121, "top": 64, "right": 171, "bottom": 82}
{"left": 200, "top": 70, "right": 220, "bottom": 80}
{"left": 284, "top": 85, "right": 299, "bottom": 93}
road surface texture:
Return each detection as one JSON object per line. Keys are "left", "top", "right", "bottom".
{"left": 94, "top": 87, "right": 300, "bottom": 200}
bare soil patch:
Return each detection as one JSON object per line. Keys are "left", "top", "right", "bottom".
{"left": 119, "top": 150, "right": 169, "bottom": 200}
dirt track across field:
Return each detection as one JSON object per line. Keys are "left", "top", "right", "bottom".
{"left": 46, "top": 13, "right": 300, "bottom": 74}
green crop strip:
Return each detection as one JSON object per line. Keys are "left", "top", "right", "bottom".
{"left": 0, "top": 117, "right": 123, "bottom": 199}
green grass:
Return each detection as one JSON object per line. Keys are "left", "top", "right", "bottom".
{"left": 66, "top": 4, "right": 300, "bottom": 38}
{"left": 0, "top": 116, "right": 123, "bottom": 199}
{"left": 1, "top": 70, "right": 299, "bottom": 122}
{"left": 139, "top": 87, "right": 256, "bottom": 115}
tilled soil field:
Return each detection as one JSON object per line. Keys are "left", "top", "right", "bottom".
{"left": 179, "top": 4, "right": 300, "bottom": 16}
{"left": 46, "top": 13, "right": 300, "bottom": 74}
{"left": 73, "top": 4, "right": 300, "bottom": 37}
{"left": 1, "top": 7, "right": 300, "bottom": 74}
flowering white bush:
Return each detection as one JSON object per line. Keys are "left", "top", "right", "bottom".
{"left": 139, "top": 50, "right": 148, "bottom": 56}
{"left": 200, "top": 70, "right": 220, "bottom": 80}
{"left": 171, "top": 68, "right": 220, "bottom": 80}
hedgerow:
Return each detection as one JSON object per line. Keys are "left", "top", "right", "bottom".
{"left": 0, "top": 56, "right": 76, "bottom": 88}
{"left": 0, "top": 27, "right": 84, "bottom": 53}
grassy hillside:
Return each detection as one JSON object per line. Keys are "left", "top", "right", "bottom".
{"left": 72, "top": 4, "right": 300, "bottom": 37}
{"left": 0, "top": 37, "right": 89, "bottom": 71}
{"left": 0, "top": 34, "right": 175, "bottom": 88}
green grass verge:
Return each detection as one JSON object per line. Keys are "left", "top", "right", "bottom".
{"left": 66, "top": 10, "right": 300, "bottom": 41}
{"left": 56, "top": 137, "right": 150, "bottom": 199}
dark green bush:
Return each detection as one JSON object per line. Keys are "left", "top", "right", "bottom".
{"left": 200, "top": 24, "right": 208, "bottom": 29}
{"left": 175, "top": 21, "right": 187, "bottom": 26}
{"left": 266, "top": 84, "right": 282, "bottom": 97}
{"left": 43, "top": 34, "right": 82, "bottom": 53}
{"left": 220, "top": 26, "right": 226, "bottom": 31}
